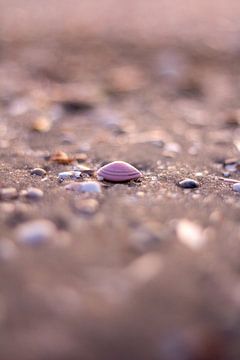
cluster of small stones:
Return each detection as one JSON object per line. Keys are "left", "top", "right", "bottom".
{"left": 1, "top": 158, "right": 239, "bottom": 250}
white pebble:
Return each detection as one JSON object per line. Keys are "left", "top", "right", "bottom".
{"left": 233, "top": 183, "right": 240, "bottom": 192}
{"left": 65, "top": 181, "right": 101, "bottom": 193}
{"left": 16, "top": 220, "right": 56, "bottom": 246}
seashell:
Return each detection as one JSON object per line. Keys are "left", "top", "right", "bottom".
{"left": 97, "top": 161, "right": 142, "bottom": 182}
{"left": 65, "top": 181, "right": 101, "bottom": 193}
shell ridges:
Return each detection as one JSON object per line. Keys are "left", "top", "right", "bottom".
{"left": 97, "top": 161, "right": 142, "bottom": 182}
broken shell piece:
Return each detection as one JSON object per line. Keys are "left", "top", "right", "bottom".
{"left": 97, "top": 161, "right": 142, "bottom": 182}
{"left": 65, "top": 181, "right": 101, "bottom": 193}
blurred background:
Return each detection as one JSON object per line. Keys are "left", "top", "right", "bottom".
{"left": 1, "top": 0, "right": 240, "bottom": 51}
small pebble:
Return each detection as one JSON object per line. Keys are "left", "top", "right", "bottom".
{"left": 223, "top": 159, "right": 240, "bottom": 173}
{"left": 31, "top": 117, "right": 51, "bottom": 132}
{"left": 233, "top": 183, "right": 240, "bottom": 192}
{"left": 31, "top": 168, "right": 46, "bottom": 177}
{"left": 0, "top": 188, "right": 18, "bottom": 200}
{"left": 178, "top": 178, "right": 199, "bottom": 189}
{"left": 176, "top": 219, "right": 206, "bottom": 250}
{"left": 16, "top": 220, "right": 56, "bottom": 246}
{"left": 20, "top": 187, "right": 44, "bottom": 200}
{"left": 73, "top": 198, "right": 99, "bottom": 215}
{"left": 65, "top": 181, "right": 102, "bottom": 193}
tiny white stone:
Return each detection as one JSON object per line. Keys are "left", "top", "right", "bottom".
{"left": 233, "top": 183, "right": 240, "bottom": 192}
{"left": 58, "top": 171, "right": 81, "bottom": 181}
{"left": 65, "top": 181, "right": 101, "bottom": 193}
{"left": 16, "top": 220, "right": 56, "bottom": 246}
{"left": 176, "top": 219, "right": 206, "bottom": 250}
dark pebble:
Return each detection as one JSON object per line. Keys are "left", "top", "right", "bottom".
{"left": 178, "top": 178, "right": 199, "bottom": 189}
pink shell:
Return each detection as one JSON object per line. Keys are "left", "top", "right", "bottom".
{"left": 97, "top": 161, "right": 142, "bottom": 182}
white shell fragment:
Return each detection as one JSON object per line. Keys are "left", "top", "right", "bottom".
{"left": 176, "top": 219, "right": 206, "bottom": 250}
{"left": 65, "top": 181, "right": 101, "bottom": 193}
